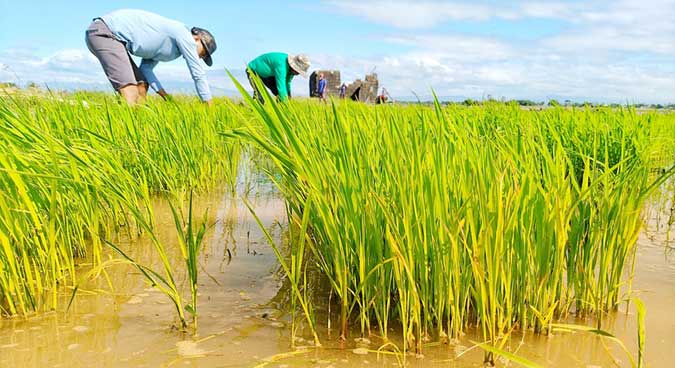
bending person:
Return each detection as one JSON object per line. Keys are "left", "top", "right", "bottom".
{"left": 85, "top": 9, "right": 216, "bottom": 105}
{"left": 247, "top": 52, "right": 310, "bottom": 103}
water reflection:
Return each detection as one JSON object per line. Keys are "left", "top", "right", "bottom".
{"left": 0, "top": 165, "right": 293, "bottom": 367}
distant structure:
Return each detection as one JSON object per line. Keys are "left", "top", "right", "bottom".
{"left": 309, "top": 70, "right": 379, "bottom": 103}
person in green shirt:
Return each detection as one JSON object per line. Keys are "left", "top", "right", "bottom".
{"left": 247, "top": 52, "right": 310, "bottom": 103}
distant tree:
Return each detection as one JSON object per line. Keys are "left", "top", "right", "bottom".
{"left": 485, "top": 95, "right": 499, "bottom": 103}
{"left": 548, "top": 99, "right": 560, "bottom": 107}
{"left": 573, "top": 101, "right": 594, "bottom": 108}
{"left": 463, "top": 98, "right": 479, "bottom": 106}
{"left": 516, "top": 99, "right": 538, "bottom": 106}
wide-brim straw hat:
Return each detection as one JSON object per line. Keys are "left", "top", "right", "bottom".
{"left": 288, "top": 54, "right": 310, "bottom": 77}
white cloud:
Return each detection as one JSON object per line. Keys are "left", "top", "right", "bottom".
{"left": 310, "top": 0, "right": 675, "bottom": 102}
{"left": 383, "top": 34, "right": 514, "bottom": 61}
{"left": 323, "top": 0, "right": 675, "bottom": 56}
{"left": 544, "top": 0, "right": 675, "bottom": 56}
{"left": 308, "top": 43, "right": 675, "bottom": 103}
{"left": 0, "top": 48, "right": 243, "bottom": 95}
{"left": 326, "top": 1, "right": 492, "bottom": 28}
{"left": 519, "top": 2, "right": 575, "bottom": 19}
{"left": 3, "top": 1, "right": 675, "bottom": 103}
{"left": 0, "top": 48, "right": 105, "bottom": 86}
{"left": 5, "top": 39, "right": 673, "bottom": 103}
{"left": 324, "top": 0, "right": 577, "bottom": 28}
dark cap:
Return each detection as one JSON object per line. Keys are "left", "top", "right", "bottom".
{"left": 191, "top": 27, "right": 216, "bottom": 67}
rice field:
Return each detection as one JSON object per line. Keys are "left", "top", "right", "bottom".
{"left": 0, "top": 93, "right": 242, "bottom": 317}
{"left": 1, "top": 89, "right": 674, "bottom": 367}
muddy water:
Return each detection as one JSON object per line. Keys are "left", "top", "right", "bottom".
{"left": 0, "top": 188, "right": 673, "bottom": 367}
{"left": 0, "top": 184, "right": 292, "bottom": 368}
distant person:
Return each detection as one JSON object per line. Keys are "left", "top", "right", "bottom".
{"left": 247, "top": 52, "right": 310, "bottom": 103}
{"left": 317, "top": 73, "right": 327, "bottom": 102}
{"left": 376, "top": 87, "right": 389, "bottom": 104}
{"left": 339, "top": 83, "right": 347, "bottom": 99}
{"left": 85, "top": 9, "right": 216, "bottom": 106}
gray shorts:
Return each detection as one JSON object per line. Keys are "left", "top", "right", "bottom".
{"left": 85, "top": 19, "right": 146, "bottom": 90}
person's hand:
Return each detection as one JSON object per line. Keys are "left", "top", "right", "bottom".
{"left": 158, "top": 89, "right": 172, "bottom": 102}
{"left": 204, "top": 99, "right": 213, "bottom": 107}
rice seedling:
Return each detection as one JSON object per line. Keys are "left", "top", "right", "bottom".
{"left": 635, "top": 297, "right": 646, "bottom": 368}
{"left": 169, "top": 190, "right": 211, "bottom": 330}
{"left": 472, "top": 341, "right": 543, "bottom": 368}
{"left": 243, "top": 195, "right": 321, "bottom": 346}
{"left": 105, "top": 190, "right": 210, "bottom": 332}
{"left": 228, "top": 73, "right": 675, "bottom": 364}
{"left": 550, "top": 323, "right": 637, "bottom": 367}
{"left": 0, "top": 93, "right": 241, "bottom": 316}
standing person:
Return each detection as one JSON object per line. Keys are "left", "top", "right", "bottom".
{"left": 339, "top": 83, "right": 347, "bottom": 99}
{"left": 247, "top": 52, "right": 310, "bottom": 103}
{"left": 317, "top": 73, "right": 327, "bottom": 102}
{"left": 85, "top": 9, "right": 217, "bottom": 105}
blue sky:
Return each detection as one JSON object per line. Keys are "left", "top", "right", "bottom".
{"left": 1, "top": 0, "right": 674, "bottom": 103}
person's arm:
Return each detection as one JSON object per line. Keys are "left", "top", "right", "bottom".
{"left": 157, "top": 89, "right": 170, "bottom": 100}
{"left": 274, "top": 68, "right": 289, "bottom": 101}
{"left": 175, "top": 32, "right": 212, "bottom": 103}
{"left": 139, "top": 59, "right": 170, "bottom": 98}
{"left": 286, "top": 75, "right": 293, "bottom": 99}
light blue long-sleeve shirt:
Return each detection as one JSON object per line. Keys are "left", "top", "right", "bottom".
{"left": 101, "top": 9, "right": 211, "bottom": 101}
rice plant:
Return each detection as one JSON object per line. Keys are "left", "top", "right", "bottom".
{"left": 169, "top": 190, "right": 210, "bottom": 330}
{"left": 0, "top": 93, "right": 241, "bottom": 316}
{"left": 1, "top": 85, "right": 673, "bottom": 366}
{"left": 229, "top": 73, "right": 675, "bottom": 364}
{"left": 105, "top": 190, "right": 210, "bottom": 332}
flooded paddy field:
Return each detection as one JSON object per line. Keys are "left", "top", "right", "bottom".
{"left": 2, "top": 97, "right": 675, "bottom": 368}
{"left": 0, "top": 182, "right": 673, "bottom": 368}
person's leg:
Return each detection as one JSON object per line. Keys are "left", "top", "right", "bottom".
{"left": 130, "top": 54, "right": 148, "bottom": 103}
{"left": 246, "top": 69, "right": 265, "bottom": 104}
{"left": 85, "top": 20, "right": 142, "bottom": 105}
{"left": 136, "top": 83, "right": 148, "bottom": 103}
{"left": 261, "top": 76, "right": 279, "bottom": 96}
{"left": 118, "top": 85, "right": 139, "bottom": 104}
{"left": 132, "top": 61, "right": 148, "bottom": 103}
